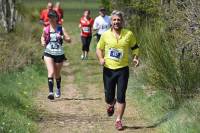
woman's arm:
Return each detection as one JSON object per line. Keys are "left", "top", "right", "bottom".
{"left": 78, "top": 23, "right": 81, "bottom": 28}
{"left": 41, "top": 31, "right": 46, "bottom": 46}
{"left": 62, "top": 27, "right": 71, "bottom": 43}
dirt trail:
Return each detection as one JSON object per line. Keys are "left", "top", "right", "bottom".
{"left": 35, "top": 61, "right": 157, "bottom": 133}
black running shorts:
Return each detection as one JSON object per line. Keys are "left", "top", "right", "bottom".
{"left": 43, "top": 53, "right": 67, "bottom": 63}
{"left": 103, "top": 66, "right": 129, "bottom": 104}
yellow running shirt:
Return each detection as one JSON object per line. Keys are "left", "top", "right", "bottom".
{"left": 97, "top": 28, "right": 139, "bottom": 70}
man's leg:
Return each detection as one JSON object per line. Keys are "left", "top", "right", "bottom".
{"left": 116, "top": 102, "right": 126, "bottom": 121}
{"left": 115, "top": 67, "right": 129, "bottom": 130}
{"left": 103, "top": 67, "right": 117, "bottom": 116}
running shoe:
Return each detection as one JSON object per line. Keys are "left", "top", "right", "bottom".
{"left": 84, "top": 56, "right": 88, "bottom": 60}
{"left": 115, "top": 120, "right": 123, "bottom": 130}
{"left": 55, "top": 88, "right": 61, "bottom": 98}
{"left": 48, "top": 92, "right": 54, "bottom": 100}
{"left": 81, "top": 55, "right": 84, "bottom": 60}
{"left": 107, "top": 105, "right": 114, "bottom": 116}
{"left": 107, "top": 99, "right": 116, "bottom": 116}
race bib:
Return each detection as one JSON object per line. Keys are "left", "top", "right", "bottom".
{"left": 108, "top": 48, "right": 123, "bottom": 61}
{"left": 82, "top": 27, "right": 90, "bottom": 33}
{"left": 51, "top": 43, "right": 60, "bottom": 49}
{"left": 100, "top": 24, "right": 108, "bottom": 30}
{"left": 46, "top": 42, "right": 61, "bottom": 50}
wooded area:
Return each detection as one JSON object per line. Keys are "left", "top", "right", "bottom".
{"left": 0, "top": 0, "right": 18, "bottom": 33}
{"left": 102, "top": 0, "right": 200, "bottom": 102}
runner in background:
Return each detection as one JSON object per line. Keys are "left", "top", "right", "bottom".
{"left": 39, "top": 2, "right": 53, "bottom": 27}
{"left": 54, "top": 2, "right": 64, "bottom": 25}
{"left": 79, "top": 9, "right": 94, "bottom": 60}
{"left": 93, "top": 7, "right": 111, "bottom": 42}
{"left": 41, "top": 10, "right": 71, "bottom": 100}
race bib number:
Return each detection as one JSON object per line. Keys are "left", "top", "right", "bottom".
{"left": 51, "top": 43, "right": 60, "bottom": 49}
{"left": 100, "top": 24, "right": 108, "bottom": 30}
{"left": 46, "top": 43, "right": 60, "bottom": 50}
{"left": 108, "top": 48, "right": 123, "bottom": 61}
{"left": 82, "top": 27, "right": 90, "bottom": 33}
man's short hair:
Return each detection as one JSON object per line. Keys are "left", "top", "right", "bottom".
{"left": 111, "top": 10, "right": 124, "bottom": 21}
{"left": 99, "top": 7, "right": 106, "bottom": 12}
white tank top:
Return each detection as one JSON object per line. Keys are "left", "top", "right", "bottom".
{"left": 93, "top": 15, "right": 111, "bottom": 35}
{"left": 44, "top": 31, "right": 64, "bottom": 56}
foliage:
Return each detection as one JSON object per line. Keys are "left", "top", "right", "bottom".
{"left": 139, "top": 25, "right": 200, "bottom": 102}
{"left": 100, "top": 0, "right": 111, "bottom": 12}
{"left": 0, "top": 65, "right": 46, "bottom": 133}
{"left": 0, "top": 4, "right": 42, "bottom": 72}
{"left": 103, "top": 0, "right": 200, "bottom": 101}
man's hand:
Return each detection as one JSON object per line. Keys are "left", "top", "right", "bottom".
{"left": 65, "top": 37, "right": 71, "bottom": 43}
{"left": 99, "top": 58, "right": 105, "bottom": 65}
{"left": 133, "top": 56, "right": 139, "bottom": 67}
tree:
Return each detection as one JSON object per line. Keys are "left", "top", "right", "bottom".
{"left": 0, "top": 0, "right": 17, "bottom": 33}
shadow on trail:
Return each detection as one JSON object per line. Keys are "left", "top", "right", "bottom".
{"left": 124, "top": 123, "right": 158, "bottom": 130}
{"left": 53, "top": 97, "right": 102, "bottom": 102}
{"left": 124, "top": 110, "right": 175, "bottom": 131}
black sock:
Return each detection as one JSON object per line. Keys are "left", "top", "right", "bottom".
{"left": 48, "top": 77, "right": 54, "bottom": 93}
{"left": 56, "top": 77, "right": 61, "bottom": 90}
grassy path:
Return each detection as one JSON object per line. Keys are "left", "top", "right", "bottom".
{"left": 31, "top": 1, "right": 158, "bottom": 132}
{"left": 34, "top": 32, "right": 158, "bottom": 132}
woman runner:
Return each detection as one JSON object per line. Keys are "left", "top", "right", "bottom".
{"left": 79, "top": 9, "right": 94, "bottom": 60}
{"left": 41, "top": 10, "right": 71, "bottom": 100}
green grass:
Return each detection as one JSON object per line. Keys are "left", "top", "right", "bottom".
{"left": 3, "top": 0, "right": 200, "bottom": 133}
{"left": 0, "top": 1, "right": 101, "bottom": 133}
{"left": 125, "top": 62, "right": 200, "bottom": 133}
{"left": 125, "top": 24, "right": 200, "bottom": 133}
{"left": 62, "top": 1, "right": 102, "bottom": 97}
{"left": 0, "top": 65, "right": 46, "bottom": 133}
{"left": 64, "top": 6, "right": 200, "bottom": 133}
{"left": 23, "top": 0, "right": 100, "bottom": 10}
{"left": 0, "top": 1, "right": 47, "bottom": 132}
{"left": 23, "top": 0, "right": 101, "bottom": 23}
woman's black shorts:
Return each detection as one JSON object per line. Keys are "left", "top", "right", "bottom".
{"left": 43, "top": 53, "right": 67, "bottom": 63}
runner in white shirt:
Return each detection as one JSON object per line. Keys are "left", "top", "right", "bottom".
{"left": 93, "top": 7, "right": 111, "bottom": 42}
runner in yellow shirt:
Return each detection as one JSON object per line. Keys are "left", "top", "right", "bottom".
{"left": 96, "top": 10, "right": 139, "bottom": 130}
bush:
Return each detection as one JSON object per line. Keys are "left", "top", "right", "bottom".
{"left": 0, "top": 65, "right": 46, "bottom": 133}
{"left": 0, "top": 5, "right": 43, "bottom": 72}
{"left": 138, "top": 24, "right": 200, "bottom": 104}
{"left": 103, "top": 0, "right": 200, "bottom": 103}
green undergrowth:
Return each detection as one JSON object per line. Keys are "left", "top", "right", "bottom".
{"left": 0, "top": 65, "right": 46, "bottom": 133}
{"left": 126, "top": 21, "right": 200, "bottom": 133}
{"left": 128, "top": 72, "right": 200, "bottom": 133}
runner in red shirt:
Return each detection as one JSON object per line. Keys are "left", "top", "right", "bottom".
{"left": 54, "top": 2, "right": 64, "bottom": 25}
{"left": 40, "top": 2, "right": 53, "bottom": 27}
{"left": 79, "top": 9, "right": 94, "bottom": 60}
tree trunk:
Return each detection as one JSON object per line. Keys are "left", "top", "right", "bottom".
{"left": 0, "top": 0, "right": 17, "bottom": 33}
